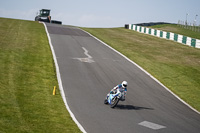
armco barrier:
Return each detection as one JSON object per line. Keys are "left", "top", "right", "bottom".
{"left": 126, "top": 24, "right": 200, "bottom": 49}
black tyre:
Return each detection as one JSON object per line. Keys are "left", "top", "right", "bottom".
{"left": 104, "top": 99, "right": 108, "bottom": 104}
{"left": 110, "top": 97, "right": 119, "bottom": 108}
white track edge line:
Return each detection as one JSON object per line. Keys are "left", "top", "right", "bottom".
{"left": 80, "top": 28, "right": 200, "bottom": 115}
{"left": 42, "top": 22, "right": 87, "bottom": 133}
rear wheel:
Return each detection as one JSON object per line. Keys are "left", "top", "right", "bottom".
{"left": 110, "top": 97, "right": 119, "bottom": 108}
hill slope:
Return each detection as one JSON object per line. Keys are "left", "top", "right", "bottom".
{"left": 0, "top": 18, "right": 81, "bottom": 133}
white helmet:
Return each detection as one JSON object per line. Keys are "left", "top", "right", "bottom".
{"left": 122, "top": 81, "right": 128, "bottom": 88}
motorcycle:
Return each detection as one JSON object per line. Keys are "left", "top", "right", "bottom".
{"left": 104, "top": 89, "right": 125, "bottom": 108}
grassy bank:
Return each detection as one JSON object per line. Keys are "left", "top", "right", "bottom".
{"left": 82, "top": 27, "right": 200, "bottom": 112}
{"left": 0, "top": 18, "right": 81, "bottom": 133}
{"left": 149, "top": 24, "right": 200, "bottom": 39}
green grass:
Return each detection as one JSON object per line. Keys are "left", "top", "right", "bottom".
{"left": 82, "top": 27, "right": 200, "bottom": 112}
{"left": 0, "top": 18, "right": 81, "bottom": 133}
{"left": 149, "top": 24, "right": 200, "bottom": 39}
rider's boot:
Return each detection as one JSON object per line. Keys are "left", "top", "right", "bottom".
{"left": 106, "top": 93, "right": 109, "bottom": 99}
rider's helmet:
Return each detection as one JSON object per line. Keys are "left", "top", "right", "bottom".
{"left": 122, "top": 81, "right": 128, "bottom": 88}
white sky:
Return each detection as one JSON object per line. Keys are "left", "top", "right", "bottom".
{"left": 0, "top": 0, "right": 199, "bottom": 27}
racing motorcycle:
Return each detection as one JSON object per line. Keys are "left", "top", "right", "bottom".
{"left": 104, "top": 89, "right": 125, "bottom": 108}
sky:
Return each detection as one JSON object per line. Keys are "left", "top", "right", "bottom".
{"left": 0, "top": 0, "right": 200, "bottom": 27}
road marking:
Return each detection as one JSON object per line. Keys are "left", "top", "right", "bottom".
{"left": 73, "top": 47, "right": 94, "bottom": 63}
{"left": 138, "top": 121, "right": 166, "bottom": 130}
{"left": 82, "top": 47, "right": 92, "bottom": 59}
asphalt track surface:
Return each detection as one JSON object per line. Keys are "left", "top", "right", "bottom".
{"left": 45, "top": 23, "right": 200, "bottom": 133}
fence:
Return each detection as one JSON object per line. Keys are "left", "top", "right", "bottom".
{"left": 126, "top": 24, "right": 200, "bottom": 49}
{"left": 178, "top": 20, "right": 200, "bottom": 33}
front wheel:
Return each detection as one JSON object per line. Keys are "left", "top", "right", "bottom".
{"left": 110, "top": 97, "right": 119, "bottom": 108}
{"left": 104, "top": 99, "right": 108, "bottom": 104}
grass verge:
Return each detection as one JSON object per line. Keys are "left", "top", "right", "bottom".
{"left": 0, "top": 18, "right": 81, "bottom": 133}
{"left": 82, "top": 27, "right": 200, "bottom": 112}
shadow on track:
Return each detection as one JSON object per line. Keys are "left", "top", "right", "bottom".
{"left": 115, "top": 104, "right": 154, "bottom": 110}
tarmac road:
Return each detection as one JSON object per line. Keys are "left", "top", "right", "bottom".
{"left": 45, "top": 23, "right": 200, "bottom": 133}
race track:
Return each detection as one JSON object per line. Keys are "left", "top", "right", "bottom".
{"left": 45, "top": 23, "right": 200, "bottom": 133}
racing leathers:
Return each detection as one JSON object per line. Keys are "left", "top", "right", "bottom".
{"left": 107, "top": 84, "right": 127, "bottom": 101}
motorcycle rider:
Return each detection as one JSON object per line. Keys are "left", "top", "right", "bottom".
{"left": 107, "top": 81, "right": 128, "bottom": 101}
